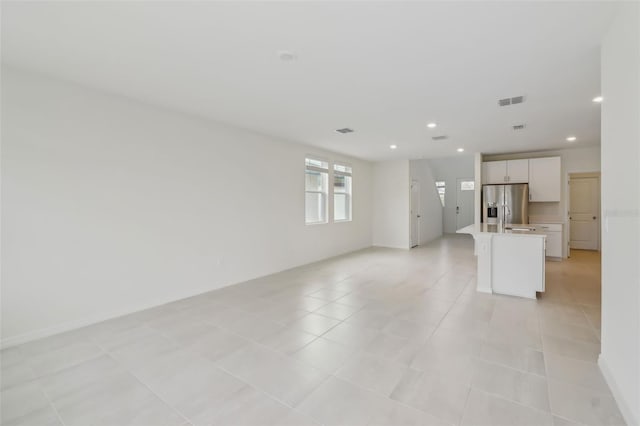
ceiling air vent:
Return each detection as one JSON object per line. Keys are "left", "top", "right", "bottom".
{"left": 512, "top": 124, "right": 526, "bottom": 130}
{"left": 432, "top": 135, "right": 448, "bottom": 141}
{"left": 335, "top": 128, "right": 354, "bottom": 134}
{"left": 498, "top": 95, "right": 526, "bottom": 107}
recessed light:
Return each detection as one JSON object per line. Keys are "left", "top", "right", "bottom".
{"left": 566, "top": 136, "right": 577, "bottom": 142}
{"left": 427, "top": 122, "right": 437, "bottom": 129}
{"left": 457, "top": 148, "right": 465, "bottom": 152}
{"left": 277, "top": 50, "right": 297, "bottom": 61}
{"left": 389, "top": 144, "right": 398, "bottom": 150}
{"left": 592, "top": 96, "right": 603, "bottom": 103}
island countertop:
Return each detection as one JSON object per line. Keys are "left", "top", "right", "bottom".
{"left": 457, "top": 223, "right": 547, "bottom": 238}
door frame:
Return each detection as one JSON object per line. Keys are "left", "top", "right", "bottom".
{"left": 567, "top": 172, "right": 601, "bottom": 254}
{"left": 410, "top": 179, "right": 421, "bottom": 248}
{"left": 456, "top": 177, "right": 475, "bottom": 231}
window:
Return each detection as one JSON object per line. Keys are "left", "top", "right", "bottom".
{"left": 435, "top": 181, "right": 446, "bottom": 206}
{"left": 460, "top": 181, "right": 475, "bottom": 191}
{"left": 334, "top": 163, "right": 352, "bottom": 222}
{"left": 305, "top": 157, "right": 329, "bottom": 224}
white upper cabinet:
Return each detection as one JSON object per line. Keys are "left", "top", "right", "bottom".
{"left": 482, "top": 159, "right": 529, "bottom": 184}
{"left": 482, "top": 161, "right": 507, "bottom": 184}
{"left": 506, "top": 159, "right": 529, "bottom": 183}
{"left": 529, "top": 157, "right": 561, "bottom": 202}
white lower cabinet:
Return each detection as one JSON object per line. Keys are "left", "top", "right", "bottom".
{"left": 531, "top": 223, "right": 563, "bottom": 258}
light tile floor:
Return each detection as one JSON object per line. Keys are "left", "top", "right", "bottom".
{"left": 1, "top": 235, "right": 625, "bottom": 426}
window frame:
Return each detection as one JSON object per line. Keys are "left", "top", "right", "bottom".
{"left": 333, "top": 162, "right": 353, "bottom": 223}
{"left": 460, "top": 180, "right": 475, "bottom": 191}
{"left": 305, "top": 156, "right": 329, "bottom": 225}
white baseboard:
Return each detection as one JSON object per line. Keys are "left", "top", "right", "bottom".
{"left": 371, "top": 244, "right": 410, "bottom": 250}
{"left": 598, "top": 354, "right": 639, "bottom": 426}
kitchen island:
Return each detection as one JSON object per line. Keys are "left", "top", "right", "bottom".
{"left": 457, "top": 223, "right": 546, "bottom": 299}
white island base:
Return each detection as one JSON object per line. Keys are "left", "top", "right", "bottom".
{"left": 457, "top": 224, "right": 546, "bottom": 299}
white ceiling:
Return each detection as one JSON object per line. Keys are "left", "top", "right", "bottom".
{"left": 1, "top": 1, "right": 618, "bottom": 161}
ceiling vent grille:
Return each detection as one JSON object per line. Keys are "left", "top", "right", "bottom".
{"left": 335, "top": 128, "right": 354, "bottom": 134}
{"left": 432, "top": 135, "right": 448, "bottom": 141}
{"left": 498, "top": 95, "right": 526, "bottom": 107}
{"left": 512, "top": 124, "right": 526, "bottom": 130}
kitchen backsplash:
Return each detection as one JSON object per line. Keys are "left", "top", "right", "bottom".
{"left": 529, "top": 201, "right": 564, "bottom": 221}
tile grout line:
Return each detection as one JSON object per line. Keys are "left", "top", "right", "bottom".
{"left": 286, "top": 261, "right": 479, "bottom": 425}
{"left": 14, "top": 347, "right": 69, "bottom": 426}
{"left": 426, "top": 271, "right": 478, "bottom": 426}
{"left": 13, "top": 339, "right": 110, "bottom": 426}
{"left": 538, "top": 292, "right": 556, "bottom": 425}
{"left": 456, "top": 386, "right": 473, "bottom": 426}
{"left": 96, "top": 320, "right": 303, "bottom": 424}
{"left": 198, "top": 262, "right": 459, "bottom": 425}
{"left": 188, "top": 321, "right": 333, "bottom": 422}
{"left": 212, "top": 357, "right": 326, "bottom": 424}
{"left": 538, "top": 266, "right": 601, "bottom": 426}
{"left": 101, "top": 351, "right": 193, "bottom": 426}
{"left": 467, "top": 387, "right": 559, "bottom": 422}
{"left": 39, "top": 388, "right": 69, "bottom": 426}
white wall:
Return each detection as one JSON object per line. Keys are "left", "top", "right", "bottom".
{"left": 1, "top": 67, "right": 373, "bottom": 346}
{"left": 427, "top": 155, "right": 475, "bottom": 233}
{"left": 599, "top": 3, "right": 640, "bottom": 425}
{"left": 409, "top": 160, "right": 443, "bottom": 244}
{"left": 474, "top": 153, "right": 482, "bottom": 226}
{"left": 372, "top": 160, "right": 410, "bottom": 249}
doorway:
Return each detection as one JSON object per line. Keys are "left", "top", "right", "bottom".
{"left": 569, "top": 172, "right": 600, "bottom": 251}
{"left": 456, "top": 178, "right": 475, "bottom": 230}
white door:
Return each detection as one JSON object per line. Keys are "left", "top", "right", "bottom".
{"left": 410, "top": 180, "right": 420, "bottom": 248}
{"left": 569, "top": 175, "right": 599, "bottom": 250}
{"left": 456, "top": 178, "right": 475, "bottom": 230}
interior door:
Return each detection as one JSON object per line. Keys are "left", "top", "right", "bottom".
{"left": 569, "top": 176, "right": 599, "bottom": 250}
{"left": 410, "top": 180, "right": 420, "bottom": 248}
{"left": 456, "top": 178, "right": 475, "bottom": 230}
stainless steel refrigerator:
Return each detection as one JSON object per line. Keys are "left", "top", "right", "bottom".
{"left": 482, "top": 184, "right": 529, "bottom": 225}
